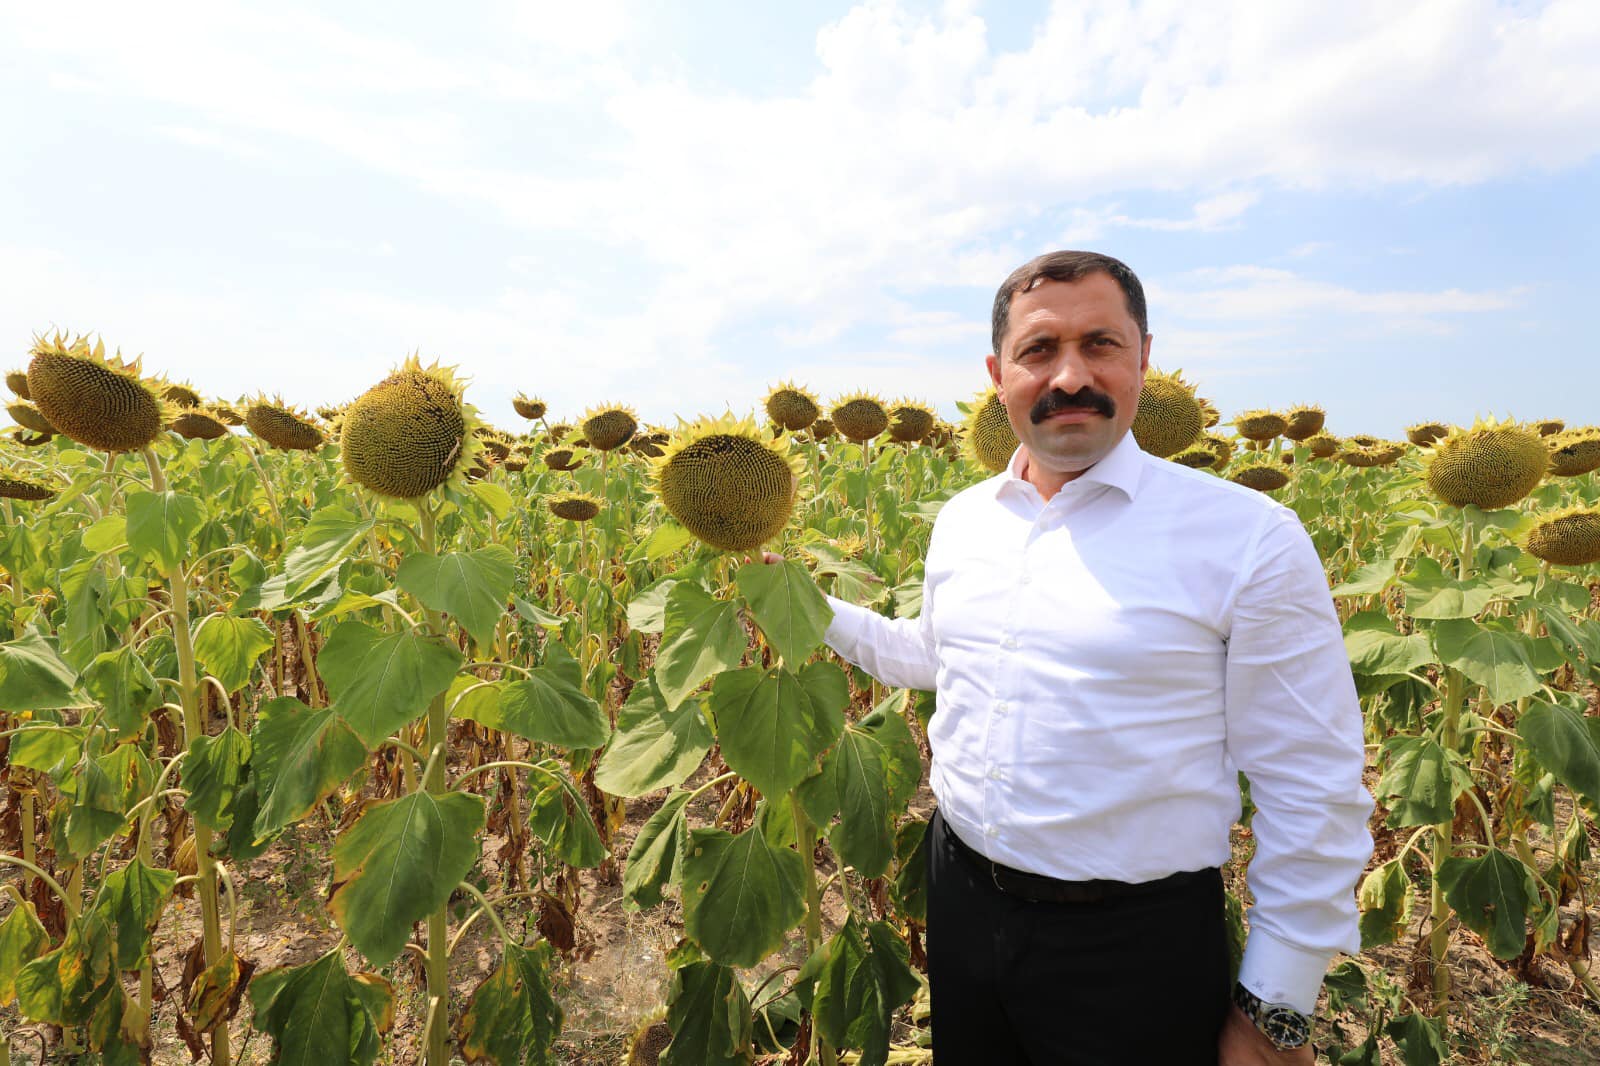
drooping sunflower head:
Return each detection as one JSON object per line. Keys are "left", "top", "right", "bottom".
{"left": 1533, "top": 419, "right": 1566, "bottom": 437}
{"left": 1340, "top": 441, "right": 1406, "bottom": 468}
{"left": 829, "top": 393, "right": 890, "bottom": 443}
{"left": 1130, "top": 368, "right": 1204, "bottom": 458}
{"left": 1170, "top": 444, "right": 1223, "bottom": 470}
{"left": 1406, "top": 422, "right": 1450, "bottom": 447}
{"left": 512, "top": 393, "right": 547, "bottom": 421}
{"left": 340, "top": 356, "right": 481, "bottom": 499}
{"left": 7, "top": 401, "right": 55, "bottom": 436}
{"left": 0, "top": 471, "right": 55, "bottom": 501}
{"left": 582, "top": 403, "right": 639, "bottom": 452}
{"left": 808, "top": 417, "right": 836, "bottom": 442}
{"left": 653, "top": 412, "right": 802, "bottom": 552}
{"left": 1202, "top": 432, "right": 1236, "bottom": 464}
{"left": 1226, "top": 455, "right": 1291, "bottom": 493}
{"left": 1523, "top": 507, "right": 1600, "bottom": 567}
{"left": 1424, "top": 417, "right": 1547, "bottom": 510}
{"left": 543, "top": 446, "right": 584, "bottom": 471}
{"left": 475, "top": 426, "right": 514, "bottom": 461}
{"left": 1305, "top": 433, "right": 1340, "bottom": 459}
{"left": 962, "top": 386, "right": 1019, "bottom": 473}
{"left": 1546, "top": 427, "right": 1600, "bottom": 478}
{"left": 26, "top": 332, "right": 169, "bottom": 452}
{"left": 1234, "top": 409, "right": 1288, "bottom": 442}
{"left": 887, "top": 399, "right": 938, "bottom": 443}
{"left": 5, "top": 369, "right": 29, "bottom": 400}
{"left": 547, "top": 490, "right": 603, "bottom": 523}
{"left": 1345, "top": 433, "right": 1381, "bottom": 448}
{"left": 621, "top": 1008, "right": 672, "bottom": 1066}
{"left": 170, "top": 407, "right": 233, "bottom": 441}
{"left": 1283, "top": 404, "right": 1326, "bottom": 442}
{"left": 163, "top": 381, "right": 203, "bottom": 409}
{"left": 246, "top": 396, "right": 326, "bottom": 452}
{"left": 764, "top": 381, "right": 821, "bottom": 432}
{"left": 1197, "top": 396, "right": 1221, "bottom": 429}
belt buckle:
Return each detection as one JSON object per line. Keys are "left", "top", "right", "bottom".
{"left": 988, "top": 860, "right": 1004, "bottom": 894}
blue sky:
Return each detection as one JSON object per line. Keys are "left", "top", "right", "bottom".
{"left": 3, "top": 0, "right": 1597, "bottom": 438}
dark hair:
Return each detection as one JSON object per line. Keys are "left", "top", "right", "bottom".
{"left": 990, "top": 250, "right": 1148, "bottom": 354}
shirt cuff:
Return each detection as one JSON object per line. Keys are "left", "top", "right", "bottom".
{"left": 823, "top": 594, "right": 869, "bottom": 656}
{"left": 1237, "top": 929, "right": 1335, "bottom": 1015}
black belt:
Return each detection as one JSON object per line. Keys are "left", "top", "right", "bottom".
{"left": 936, "top": 810, "right": 1217, "bottom": 905}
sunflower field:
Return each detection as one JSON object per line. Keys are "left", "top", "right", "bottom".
{"left": 1, "top": 335, "right": 1599, "bottom": 1065}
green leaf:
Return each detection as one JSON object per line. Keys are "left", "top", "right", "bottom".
{"left": 709, "top": 661, "right": 848, "bottom": 800}
{"left": 83, "top": 645, "right": 159, "bottom": 735}
{"left": 92, "top": 858, "right": 176, "bottom": 969}
{"left": 469, "top": 480, "right": 515, "bottom": 520}
{"left": 0, "top": 891, "right": 48, "bottom": 1006}
{"left": 664, "top": 962, "right": 752, "bottom": 1066}
{"left": 319, "top": 620, "right": 463, "bottom": 746}
{"left": 0, "top": 632, "right": 81, "bottom": 710}
{"left": 498, "top": 669, "right": 609, "bottom": 750}
{"left": 682, "top": 824, "right": 806, "bottom": 968}
{"left": 59, "top": 757, "right": 128, "bottom": 861}
{"left": 1357, "top": 859, "right": 1413, "bottom": 949}
{"left": 812, "top": 918, "right": 920, "bottom": 1066}
{"left": 624, "top": 790, "right": 692, "bottom": 911}
{"left": 625, "top": 578, "right": 678, "bottom": 634}
{"left": 1400, "top": 556, "right": 1530, "bottom": 620}
{"left": 397, "top": 546, "right": 515, "bottom": 647}
{"left": 653, "top": 583, "right": 746, "bottom": 709}
{"left": 248, "top": 948, "right": 392, "bottom": 1066}
{"left": 1376, "top": 736, "right": 1456, "bottom": 828}
{"left": 281, "top": 505, "right": 373, "bottom": 601}
{"left": 456, "top": 941, "right": 563, "bottom": 1065}
{"left": 1329, "top": 556, "right": 1397, "bottom": 597}
{"left": 16, "top": 911, "right": 115, "bottom": 1024}
{"left": 250, "top": 697, "right": 369, "bottom": 839}
{"left": 527, "top": 772, "right": 607, "bottom": 869}
{"left": 329, "top": 791, "right": 486, "bottom": 965}
{"left": 1342, "top": 612, "right": 1433, "bottom": 677}
{"left": 1519, "top": 701, "right": 1600, "bottom": 813}
{"left": 642, "top": 522, "right": 695, "bottom": 563}
{"left": 181, "top": 727, "right": 251, "bottom": 833}
{"left": 1385, "top": 1013, "right": 1448, "bottom": 1066}
{"left": 125, "top": 489, "right": 204, "bottom": 574}
{"left": 1437, "top": 850, "right": 1533, "bottom": 960}
{"left": 798, "top": 703, "right": 921, "bottom": 878}
{"left": 595, "top": 678, "right": 713, "bottom": 797}
{"left": 735, "top": 559, "right": 833, "bottom": 667}
{"left": 1537, "top": 601, "right": 1600, "bottom": 663}
{"left": 1431, "top": 618, "right": 1543, "bottom": 705}
{"left": 10, "top": 724, "right": 85, "bottom": 779}
{"left": 192, "top": 613, "right": 275, "bottom": 693}
{"left": 81, "top": 513, "right": 127, "bottom": 553}
{"left": 890, "top": 819, "right": 929, "bottom": 922}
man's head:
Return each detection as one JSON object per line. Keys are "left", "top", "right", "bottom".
{"left": 985, "top": 251, "right": 1151, "bottom": 490}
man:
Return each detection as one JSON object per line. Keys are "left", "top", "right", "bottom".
{"left": 808, "top": 251, "right": 1373, "bottom": 1064}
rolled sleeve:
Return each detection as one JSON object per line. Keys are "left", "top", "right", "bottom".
{"left": 1224, "top": 507, "right": 1375, "bottom": 1014}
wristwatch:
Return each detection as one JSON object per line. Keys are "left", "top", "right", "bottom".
{"left": 1232, "top": 982, "right": 1311, "bottom": 1051}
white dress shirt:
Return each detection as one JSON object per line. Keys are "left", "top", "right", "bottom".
{"left": 823, "top": 429, "right": 1374, "bottom": 1013}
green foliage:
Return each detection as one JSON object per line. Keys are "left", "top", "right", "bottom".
{"left": 707, "top": 661, "right": 848, "bottom": 801}
{"left": 248, "top": 948, "right": 394, "bottom": 1065}
{"left": 456, "top": 941, "right": 563, "bottom": 1065}
{"left": 318, "top": 619, "right": 463, "bottom": 745}
{"left": 682, "top": 824, "right": 807, "bottom": 968}
{"left": 397, "top": 545, "right": 515, "bottom": 646}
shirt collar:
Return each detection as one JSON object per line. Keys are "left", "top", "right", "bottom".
{"left": 997, "top": 429, "right": 1147, "bottom": 503}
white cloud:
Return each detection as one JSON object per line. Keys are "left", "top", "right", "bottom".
{"left": 4, "top": 0, "right": 1595, "bottom": 420}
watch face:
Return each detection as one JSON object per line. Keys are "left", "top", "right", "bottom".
{"left": 1262, "top": 1006, "right": 1311, "bottom": 1049}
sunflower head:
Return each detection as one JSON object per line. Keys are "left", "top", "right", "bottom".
{"left": 1304, "top": 433, "right": 1340, "bottom": 459}
{"left": 513, "top": 393, "right": 547, "bottom": 421}
{"left": 5, "top": 369, "right": 29, "bottom": 400}
{"left": 0, "top": 471, "right": 55, "bottom": 501}
{"left": 1234, "top": 409, "right": 1288, "bottom": 442}
{"left": 1283, "top": 404, "right": 1326, "bottom": 442}
{"left": 26, "top": 332, "right": 170, "bottom": 452}
{"left": 829, "top": 393, "right": 890, "bottom": 443}
{"left": 887, "top": 399, "right": 938, "bottom": 443}
{"left": 764, "top": 381, "right": 821, "bottom": 432}
{"left": 1424, "top": 416, "right": 1547, "bottom": 510}
{"left": 1130, "top": 368, "right": 1204, "bottom": 458}
{"left": 1406, "top": 422, "right": 1450, "bottom": 447}
{"left": 582, "top": 404, "right": 639, "bottom": 452}
{"left": 962, "top": 386, "right": 1019, "bottom": 473}
{"left": 1546, "top": 428, "right": 1600, "bottom": 478}
{"left": 1523, "top": 506, "right": 1600, "bottom": 567}
{"left": 1226, "top": 455, "right": 1291, "bottom": 493}
{"left": 653, "top": 412, "right": 802, "bottom": 551}
{"left": 340, "top": 355, "right": 482, "bottom": 498}
{"left": 170, "top": 407, "right": 233, "bottom": 441}
{"left": 547, "top": 490, "right": 603, "bottom": 522}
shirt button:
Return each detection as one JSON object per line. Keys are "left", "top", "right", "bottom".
{"left": 1002, "top": 636, "right": 1018, "bottom": 650}
{"left": 988, "top": 766, "right": 1003, "bottom": 781}
{"left": 994, "top": 700, "right": 1008, "bottom": 715}
{"left": 985, "top": 825, "right": 999, "bottom": 838}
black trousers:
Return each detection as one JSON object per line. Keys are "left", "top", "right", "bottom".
{"left": 926, "top": 809, "right": 1230, "bottom": 1065}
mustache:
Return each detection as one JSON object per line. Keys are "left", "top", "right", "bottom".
{"left": 1030, "top": 387, "right": 1115, "bottom": 424}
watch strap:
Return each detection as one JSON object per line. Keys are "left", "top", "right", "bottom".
{"left": 1232, "top": 982, "right": 1312, "bottom": 1051}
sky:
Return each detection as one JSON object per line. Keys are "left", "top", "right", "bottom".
{"left": 3, "top": 0, "right": 1598, "bottom": 438}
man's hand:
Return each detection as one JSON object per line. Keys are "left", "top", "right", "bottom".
{"left": 1218, "top": 1004, "right": 1314, "bottom": 1065}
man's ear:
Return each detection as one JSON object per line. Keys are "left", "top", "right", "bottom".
{"left": 1139, "top": 333, "right": 1153, "bottom": 374}
{"left": 985, "top": 353, "right": 1004, "bottom": 403}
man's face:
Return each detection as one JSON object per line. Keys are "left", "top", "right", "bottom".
{"left": 985, "top": 272, "right": 1151, "bottom": 484}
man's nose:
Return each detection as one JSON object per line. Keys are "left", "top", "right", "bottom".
{"left": 1046, "top": 349, "right": 1094, "bottom": 393}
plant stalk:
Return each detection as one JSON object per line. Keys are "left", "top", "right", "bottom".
{"left": 417, "top": 500, "right": 452, "bottom": 1066}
